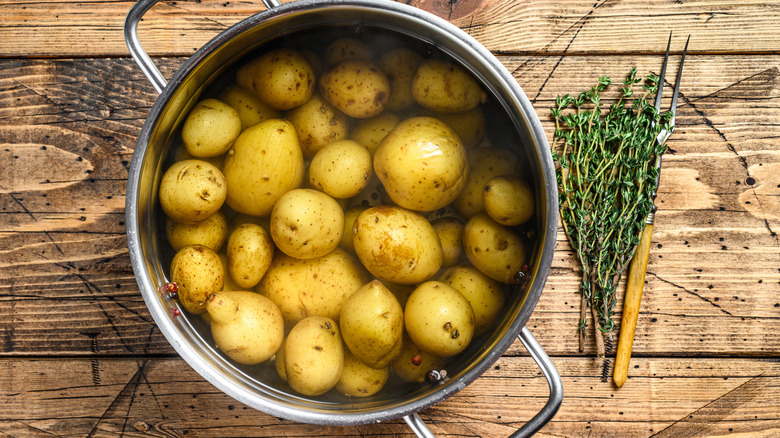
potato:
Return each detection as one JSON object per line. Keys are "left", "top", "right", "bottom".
{"left": 285, "top": 316, "right": 344, "bottom": 396}
{"left": 340, "top": 280, "right": 403, "bottom": 369}
{"left": 160, "top": 159, "right": 227, "bottom": 224}
{"left": 319, "top": 60, "right": 390, "bottom": 118}
{"left": 483, "top": 176, "right": 534, "bottom": 226}
{"left": 270, "top": 188, "right": 344, "bottom": 259}
{"left": 422, "top": 106, "right": 486, "bottom": 149}
{"left": 392, "top": 332, "right": 446, "bottom": 383}
{"left": 166, "top": 210, "right": 228, "bottom": 252}
{"left": 258, "top": 249, "right": 370, "bottom": 326}
{"left": 339, "top": 205, "right": 369, "bottom": 253}
{"left": 352, "top": 206, "right": 442, "bottom": 285}
{"left": 440, "top": 265, "right": 505, "bottom": 335}
{"left": 285, "top": 93, "right": 350, "bottom": 158}
{"left": 170, "top": 245, "right": 224, "bottom": 314}
{"left": 454, "top": 147, "right": 520, "bottom": 218}
{"left": 228, "top": 213, "right": 270, "bottom": 235}
{"left": 463, "top": 213, "right": 527, "bottom": 284}
{"left": 227, "top": 223, "right": 274, "bottom": 289}
{"left": 181, "top": 99, "right": 242, "bottom": 158}
{"left": 219, "top": 85, "right": 281, "bottom": 130}
{"left": 336, "top": 350, "right": 389, "bottom": 397}
{"left": 378, "top": 48, "right": 423, "bottom": 112}
{"left": 308, "top": 140, "right": 372, "bottom": 199}
{"left": 236, "top": 49, "right": 315, "bottom": 110}
{"left": 374, "top": 116, "right": 469, "bottom": 212}
{"left": 411, "top": 58, "right": 487, "bottom": 113}
{"left": 431, "top": 217, "right": 465, "bottom": 268}
{"left": 275, "top": 336, "right": 288, "bottom": 381}
{"left": 324, "top": 38, "right": 374, "bottom": 67}
{"left": 217, "top": 252, "right": 242, "bottom": 291}
{"left": 222, "top": 119, "right": 304, "bottom": 216}
{"left": 172, "top": 143, "right": 224, "bottom": 169}
{"left": 206, "top": 291, "right": 284, "bottom": 365}
{"left": 348, "top": 112, "right": 401, "bottom": 156}
{"left": 404, "top": 281, "right": 475, "bottom": 357}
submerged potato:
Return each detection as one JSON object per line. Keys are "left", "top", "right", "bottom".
{"left": 336, "top": 350, "right": 389, "bottom": 397}
{"left": 285, "top": 93, "right": 350, "bottom": 158}
{"left": 431, "top": 217, "right": 465, "bottom": 268}
{"left": 319, "top": 60, "right": 390, "bottom": 118}
{"left": 454, "top": 147, "right": 520, "bottom": 218}
{"left": 392, "top": 332, "right": 446, "bottom": 383}
{"left": 404, "top": 281, "right": 475, "bottom": 357}
{"left": 324, "top": 38, "right": 374, "bottom": 67}
{"left": 182, "top": 99, "right": 242, "bottom": 158}
{"left": 440, "top": 265, "right": 505, "bottom": 335}
{"left": 166, "top": 210, "right": 228, "bottom": 252}
{"left": 377, "top": 48, "right": 423, "bottom": 112}
{"left": 226, "top": 223, "right": 274, "bottom": 289}
{"left": 285, "top": 316, "right": 344, "bottom": 396}
{"left": 159, "top": 159, "right": 226, "bottom": 224}
{"left": 483, "top": 175, "right": 534, "bottom": 226}
{"left": 220, "top": 85, "right": 281, "bottom": 130}
{"left": 270, "top": 188, "right": 344, "bottom": 259}
{"left": 463, "top": 213, "right": 527, "bottom": 284}
{"left": 237, "top": 49, "right": 315, "bottom": 110}
{"left": 412, "top": 58, "right": 487, "bottom": 113}
{"left": 422, "top": 106, "right": 486, "bottom": 149}
{"left": 308, "top": 140, "right": 372, "bottom": 199}
{"left": 170, "top": 245, "right": 224, "bottom": 314}
{"left": 349, "top": 112, "right": 401, "bottom": 156}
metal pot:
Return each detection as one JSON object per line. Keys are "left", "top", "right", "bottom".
{"left": 124, "top": 0, "right": 562, "bottom": 436}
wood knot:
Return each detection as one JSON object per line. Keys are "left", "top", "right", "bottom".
{"left": 409, "top": 0, "right": 492, "bottom": 21}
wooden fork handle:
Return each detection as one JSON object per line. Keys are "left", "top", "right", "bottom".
{"left": 613, "top": 223, "right": 654, "bottom": 387}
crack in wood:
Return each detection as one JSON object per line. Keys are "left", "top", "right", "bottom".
{"left": 648, "top": 271, "right": 734, "bottom": 317}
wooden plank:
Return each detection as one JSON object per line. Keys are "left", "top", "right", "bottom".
{"left": 1, "top": 1, "right": 780, "bottom": 57}
{"left": 0, "top": 357, "right": 777, "bottom": 436}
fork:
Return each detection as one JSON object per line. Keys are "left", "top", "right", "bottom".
{"left": 613, "top": 32, "right": 689, "bottom": 388}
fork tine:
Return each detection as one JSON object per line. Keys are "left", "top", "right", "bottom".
{"left": 655, "top": 31, "right": 673, "bottom": 113}
{"left": 668, "top": 34, "right": 690, "bottom": 128}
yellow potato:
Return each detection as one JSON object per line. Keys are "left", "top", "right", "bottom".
{"left": 166, "top": 210, "right": 228, "bottom": 252}
{"left": 285, "top": 93, "right": 350, "bottom": 158}
{"left": 236, "top": 49, "right": 315, "bottom": 110}
{"left": 412, "top": 58, "right": 487, "bottom": 113}
{"left": 270, "top": 188, "right": 344, "bottom": 259}
{"left": 324, "top": 38, "right": 374, "bottom": 67}
{"left": 404, "top": 281, "right": 475, "bottom": 357}
{"left": 308, "top": 140, "right": 372, "bottom": 199}
{"left": 206, "top": 290, "right": 284, "bottom": 365}
{"left": 217, "top": 252, "right": 242, "bottom": 291}
{"left": 483, "top": 175, "right": 534, "bottom": 226}
{"left": 222, "top": 119, "right": 304, "bottom": 216}
{"left": 275, "top": 335, "right": 288, "bottom": 382}
{"left": 336, "top": 350, "right": 389, "bottom": 397}
{"left": 170, "top": 245, "right": 224, "bottom": 314}
{"left": 392, "top": 332, "right": 445, "bottom": 383}
{"left": 226, "top": 223, "right": 274, "bottom": 289}
{"left": 439, "top": 265, "right": 505, "bottom": 335}
{"left": 422, "top": 106, "right": 486, "bottom": 149}
{"left": 339, "top": 205, "right": 369, "bottom": 253}
{"left": 431, "top": 217, "right": 465, "bottom": 268}
{"left": 219, "top": 85, "right": 281, "bottom": 130}
{"left": 258, "top": 249, "right": 370, "bottom": 326}
{"left": 159, "top": 159, "right": 227, "bottom": 224}
{"left": 352, "top": 205, "right": 442, "bottom": 285}
{"left": 285, "top": 316, "right": 344, "bottom": 396}
{"left": 181, "top": 99, "right": 242, "bottom": 158}
{"left": 348, "top": 112, "right": 401, "bottom": 156}
{"left": 463, "top": 213, "right": 527, "bottom": 284}
{"left": 377, "top": 48, "right": 423, "bottom": 112}
{"left": 340, "top": 280, "right": 404, "bottom": 369}
{"left": 374, "top": 116, "right": 469, "bottom": 212}
{"left": 454, "top": 147, "right": 520, "bottom": 218}
{"left": 319, "top": 60, "right": 390, "bottom": 118}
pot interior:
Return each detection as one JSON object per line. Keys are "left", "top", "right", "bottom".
{"left": 127, "top": 0, "right": 556, "bottom": 425}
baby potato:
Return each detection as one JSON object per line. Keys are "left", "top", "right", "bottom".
{"left": 348, "top": 112, "right": 401, "bottom": 156}
{"left": 206, "top": 290, "right": 284, "bottom": 365}
{"left": 270, "top": 188, "right": 344, "bottom": 259}
{"left": 181, "top": 99, "right": 242, "bottom": 158}
{"left": 377, "top": 47, "right": 423, "bottom": 112}
{"left": 431, "top": 217, "right": 465, "bottom": 268}
{"left": 258, "top": 249, "right": 370, "bottom": 326}
{"left": 222, "top": 119, "right": 305, "bottom": 216}
{"left": 374, "top": 116, "right": 469, "bottom": 212}
{"left": 308, "top": 140, "right": 372, "bottom": 199}
{"left": 285, "top": 93, "right": 350, "bottom": 158}
{"left": 275, "top": 335, "right": 288, "bottom": 382}
{"left": 160, "top": 159, "right": 227, "bottom": 224}
{"left": 340, "top": 280, "right": 404, "bottom": 369}
{"left": 463, "top": 213, "right": 527, "bottom": 284}
{"left": 412, "top": 58, "right": 487, "bottom": 113}
{"left": 353, "top": 206, "right": 443, "bottom": 285}
{"left": 236, "top": 49, "right": 315, "bottom": 110}
{"left": 166, "top": 210, "right": 228, "bottom": 252}
{"left": 285, "top": 316, "right": 344, "bottom": 396}
{"left": 440, "top": 265, "right": 505, "bottom": 335}
{"left": 170, "top": 245, "right": 224, "bottom": 314}
{"left": 324, "top": 38, "right": 374, "bottom": 67}
{"left": 319, "top": 60, "right": 390, "bottom": 118}
{"left": 404, "top": 281, "right": 475, "bottom": 357}
{"left": 422, "top": 106, "right": 486, "bottom": 149}
{"left": 336, "top": 350, "right": 389, "bottom": 397}
{"left": 339, "top": 205, "right": 369, "bottom": 253}
{"left": 483, "top": 175, "right": 534, "bottom": 226}
{"left": 392, "top": 332, "right": 446, "bottom": 383}
{"left": 217, "top": 252, "right": 242, "bottom": 291}
{"left": 454, "top": 147, "right": 520, "bottom": 218}
{"left": 219, "top": 85, "right": 281, "bottom": 130}
{"left": 227, "top": 223, "right": 274, "bottom": 289}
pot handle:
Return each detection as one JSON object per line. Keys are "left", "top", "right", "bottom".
{"left": 402, "top": 326, "right": 563, "bottom": 438}
{"left": 123, "top": 0, "right": 280, "bottom": 93}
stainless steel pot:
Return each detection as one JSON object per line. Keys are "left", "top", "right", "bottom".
{"left": 124, "top": 0, "right": 562, "bottom": 436}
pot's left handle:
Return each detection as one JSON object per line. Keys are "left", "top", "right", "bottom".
{"left": 123, "top": 0, "right": 281, "bottom": 93}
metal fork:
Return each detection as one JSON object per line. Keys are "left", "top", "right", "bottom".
{"left": 613, "top": 32, "right": 689, "bottom": 388}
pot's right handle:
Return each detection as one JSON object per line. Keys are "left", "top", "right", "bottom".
{"left": 123, "top": 0, "right": 280, "bottom": 94}
{"left": 403, "top": 327, "right": 563, "bottom": 438}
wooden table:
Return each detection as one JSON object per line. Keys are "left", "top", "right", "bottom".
{"left": 2, "top": 0, "right": 779, "bottom": 436}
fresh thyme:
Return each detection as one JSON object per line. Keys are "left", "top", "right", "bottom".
{"left": 550, "top": 68, "right": 672, "bottom": 359}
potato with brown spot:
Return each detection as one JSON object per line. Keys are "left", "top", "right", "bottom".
{"left": 440, "top": 265, "right": 505, "bottom": 335}
{"left": 349, "top": 112, "right": 401, "bottom": 156}
{"left": 463, "top": 213, "right": 527, "bottom": 284}
{"left": 404, "top": 281, "right": 475, "bottom": 357}
{"left": 483, "top": 175, "right": 534, "bottom": 226}
{"left": 412, "top": 58, "right": 487, "bottom": 113}
{"left": 377, "top": 48, "right": 423, "bottom": 112}
{"left": 308, "top": 140, "right": 372, "bottom": 199}
{"left": 159, "top": 159, "right": 227, "bottom": 224}
{"left": 392, "top": 332, "right": 445, "bottom": 383}
{"left": 170, "top": 245, "right": 224, "bottom": 314}
{"left": 454, "top": 147, "right": 520, "bottom": 218}
{"left": 285, "top": 316, "right": 344, "bottom": 396}
{"left": 285, "top": 93, "right": 350, "bottom": 158}
{"left": 270, "top": 188, "right": 344, "bottom": 259}
{"left": 431, "top": 216, "right": 465, "bottom": 268}
{"left": 336, "top": 350, "right": 389, "bottom": 397}
{"left": 324, "top": 38, "right": 374, "bottom": 67}
{"left": 219, "top": 85, "right": 281, "bottom": 130}
{"left": 166, "top": 210, "right": 228, "bottom": 252}
{"left": 319, "top": 60, "right": 390, "bottom": 118}
{"left": 236, "top": 48, "right": 315, "bottom": 111}
{"left": 181, "top": 98, "right": 242, "bottom": 158}
{"left": 226, "top": 223, "right": 274, "bottom": 289}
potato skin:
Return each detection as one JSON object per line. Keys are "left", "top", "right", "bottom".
{"left": 412, "top": 58, "right": 487, "bottom": 113}
{"left": 483, "top": 175, "right": 534, "bottom": 226}
{"left": 219, "top": 85, "right": 281, "bottom": 130}
{"left": 222, "top": 119, "right": 304, "bottom": 216}
{"left": 308, "top": 140, "right": 372, "bottom": 199}
{"left": 348, "top": 112, "right": 401, "bottom": 156}
{"left": 336, "top": 350, "right": 389, "bottom": 397}
{"left": 285, "top": 316, "right": 344, "bottom": 396}
{"left": 270, "top": 188, "right": 344, "bottom": 259}
{"left": 454, "top": 147, "right": 520, "bottom": 218}
{"left": 170, "top": 245, "right": 224, "bottom": 314}
{"left": 324, "top": 38, "right": 374, "bottom": 67}
{"left": 166, "top": 210, "right": 228, "bottom": 252}
{"left": 352, "top": 206, "right": 442, "bottom": 285}
{"left": 319, "top": 60, "right": 390, "bottom": 118}
{"left": 285, "top": 93, "right": 350, "bottom": 158}
{"left": 431, "top": 217, "right": 465, "bottom": 268}
{"left": 182, "top": 99, "right": 242, "bottom": 158}
{"left": 440, "top": 265, "right": 505, "bottom": 335}
{"left": 377, "top": 48, "right": 423, "bottom": 112}
{"left": 463, "top": 213, "right": 527, "bottom": 284}
{"left": 374, "top": 117, "right": 469, "bottom": 212}
{"left": 404, "top": 281, "right": 475, "bottom": 357}
{"left": 159, "top": 159, "right": 227, "bottom": 224}
{"left": 422, "top": 106, "right": 486, "bottom": 149}
{"left": 237, "top": 49, "right": 315, "bottom": 110}
{"left": 226, "top": 223, "right": 274, "bottom": 289}
{"left": 392, "top": 332, "right": 445, "bottom": 383}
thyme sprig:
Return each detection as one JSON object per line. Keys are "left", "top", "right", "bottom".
{"left": 551, "top": 68, "right": 672, "bottom": 359}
